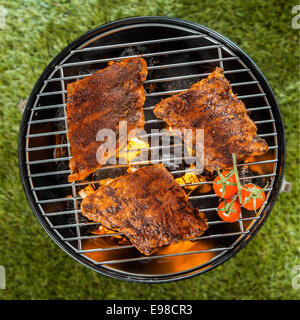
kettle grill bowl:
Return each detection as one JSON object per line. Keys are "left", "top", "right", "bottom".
{"left": 18, "top": 17, "right": 285, "bottom": 283}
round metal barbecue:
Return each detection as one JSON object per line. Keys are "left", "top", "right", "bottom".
{"left": 18, "top": 16, "right": 285, "bottom": 283}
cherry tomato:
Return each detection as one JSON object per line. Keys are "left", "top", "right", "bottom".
{"left": 213, "top": 170, "right": 238, "bottom": 199}
{"left": 241, "top": 183, "right": 266, "bottom": 211}
{"left": 217, "top": 199, "right": 241, "bottom": 223}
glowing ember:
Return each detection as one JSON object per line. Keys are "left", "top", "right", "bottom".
{"left": 92, "top": 225, "right": 118, "bottom": 235}
{"left": 92, "top": 225, "right": 130, "bottom": 245}
{"left": 99, "top": 178, "right": 114, "bottom": 186}
{"left": 244, "top": 150, "right": 275, "bottom": 174}
{"left": 117, "top": 137, "right": 149, "bottom": 163}
{"left": 175, "top": 172, "right": 211, "bottom": 195}
{"left": 78, "top": 185, "right": 95, "bottom": 199}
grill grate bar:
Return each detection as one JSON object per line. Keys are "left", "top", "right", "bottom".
{"left": 26, "top": 156, "right": 71, "bottom": 165}
{"left": 71, "top": 34, "right": 207, "bottom": 53}
{"left": 45, "top": 74, "right": 92, "bottom": 83}
{"left": 247, "top": 106, "right": 271, "bottom": 112}
{"left": 231, "top": 80, "right": 259, "bottom": 87}
{"left": 28, "top": 169, "right": 71, "bottom": 178}
{"left": 258, "top": 132, "right": 277, "bottom": 137}
{"left": 146, "top": 56, "right": 239, "bottom": 70}
{"left": 268, "top": 145, "right": 278, "bottom": 150}
{"left": 237, "top": 159, "right": 277, "bottom": 166}
{"left": 59, "top": 44, "right": 225, "bottom": 68}
{"left": 236, "top": 93, "right": 266, "bottom": 99}
{"left": 42, "top": 209, "right": 79, "bottom": 216}
{"left": 29, "top": 117, "right": 66, "bottom": 125}
{"left": 51, "top": 221, "right": 100, "bottom": 229}
{"left": 26, "top": 143, "right": 69, "bottom": 152}
{"left": 36, "top": 196, "right": 81, "bottom": 204}
{"left": 32, "top": 183, "right": 73, "bottom": 191}
{"left": 37, "top": 90, "right": 66, "bottom": 97}
{"left": 32, "top": 104, "right": 66, "bottom": 111}
{"left": 146, "top": 89, "right": 187, "bottom": 97}
{"left": 27, "top": 130, "right": 67, "bottom": 138}
{"left": 63, "top": 233, "right": 123, "bottom": 241}
{"left": 208, "top": 216, "right": 260, "bottom": 225}
{"left": 217, "top": 46, "right": 224, "bottom": 69}
{"left": 255, "top": 119, "right": 275, "bottom": 125}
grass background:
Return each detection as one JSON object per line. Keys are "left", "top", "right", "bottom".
{"left": 0, "top": 0, "right": 299, "bottom": 300}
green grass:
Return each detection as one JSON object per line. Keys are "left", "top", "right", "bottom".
{"left": 0, "top": 0, "right": 299, "bottom": 300}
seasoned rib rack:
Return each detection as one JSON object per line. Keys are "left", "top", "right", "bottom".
{"left": 20, "top": 18, "right": 284, "bottom": 283}
{"left": 153, "top": 67, "right": 269, "bottom": 171}
{"left": 81, "top": 164, "right": 208, "bottom": 255}
{"left": 66, "top": 57, "right": 147, "bottom": 182}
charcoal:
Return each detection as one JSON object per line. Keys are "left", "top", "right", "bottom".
{"left": 120, "top": 46, "right": 159, "bottom": 69}
{"left": 54, "top": 108, "right": 66, "bottom": 131}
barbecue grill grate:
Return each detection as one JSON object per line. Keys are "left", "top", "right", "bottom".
{"left": 20, "top": 18, "right": 284, "bottom": 282}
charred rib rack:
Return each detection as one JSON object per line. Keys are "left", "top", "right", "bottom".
{"left": 81, "top": 164, "right": 208, "bottom": 255}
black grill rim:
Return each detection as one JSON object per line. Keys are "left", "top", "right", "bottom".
{"left": 18, "top": 16, "right": 286, "bottom": 283}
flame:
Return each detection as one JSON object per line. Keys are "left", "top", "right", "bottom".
{"left": 92, "top": 225, "right": 130, "bottom": 244}
{"left": 82, "top": 237, "right": 216, "bottom": 274}
{"left": 78, "top": 184, "right": 95, "bottom": 199}
{"left": 99, "top": 178, "right": 114, "bottom": 186}
{"left": 175, "top": 172, "right": 211, "bottom": 195}
{"left": 92, "top": 225, "right": 116, "bottom": 235}
{"left": 244, "top": 149, "right": 275, "bottom": 174}
{"left": 54, "top": 135, "right": 67, "bottom": 159}
{"left": 117, "top": 138, "right": 149, "bottom": 163}
{"left": 78, "top": 183, "right": 129, "bottom": 243}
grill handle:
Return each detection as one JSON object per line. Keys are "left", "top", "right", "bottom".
{"left": 280, "top": 177, "right": 292, "bottom": 193}
{"left": 18, "top": 98, "right": 28, "bottom": 113}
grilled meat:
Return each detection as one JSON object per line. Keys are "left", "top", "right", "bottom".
{"left": 153, "top": 67, "right": 269, "bottom": 171}
{"left": 66, "top": 57, "right": 147, "bottom": 182}
{"left": 81, "top": 164, "right": 208, "bottom": 255}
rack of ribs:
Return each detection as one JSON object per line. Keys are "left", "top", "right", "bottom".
{"left": 153, "top": 67, "right": 269, "bottom": 172}
{"left": 66, "top": 57, "right": 148, "bottom": 182}
{"left": 80, "top": 164, "right": 208, "bottom": 255}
